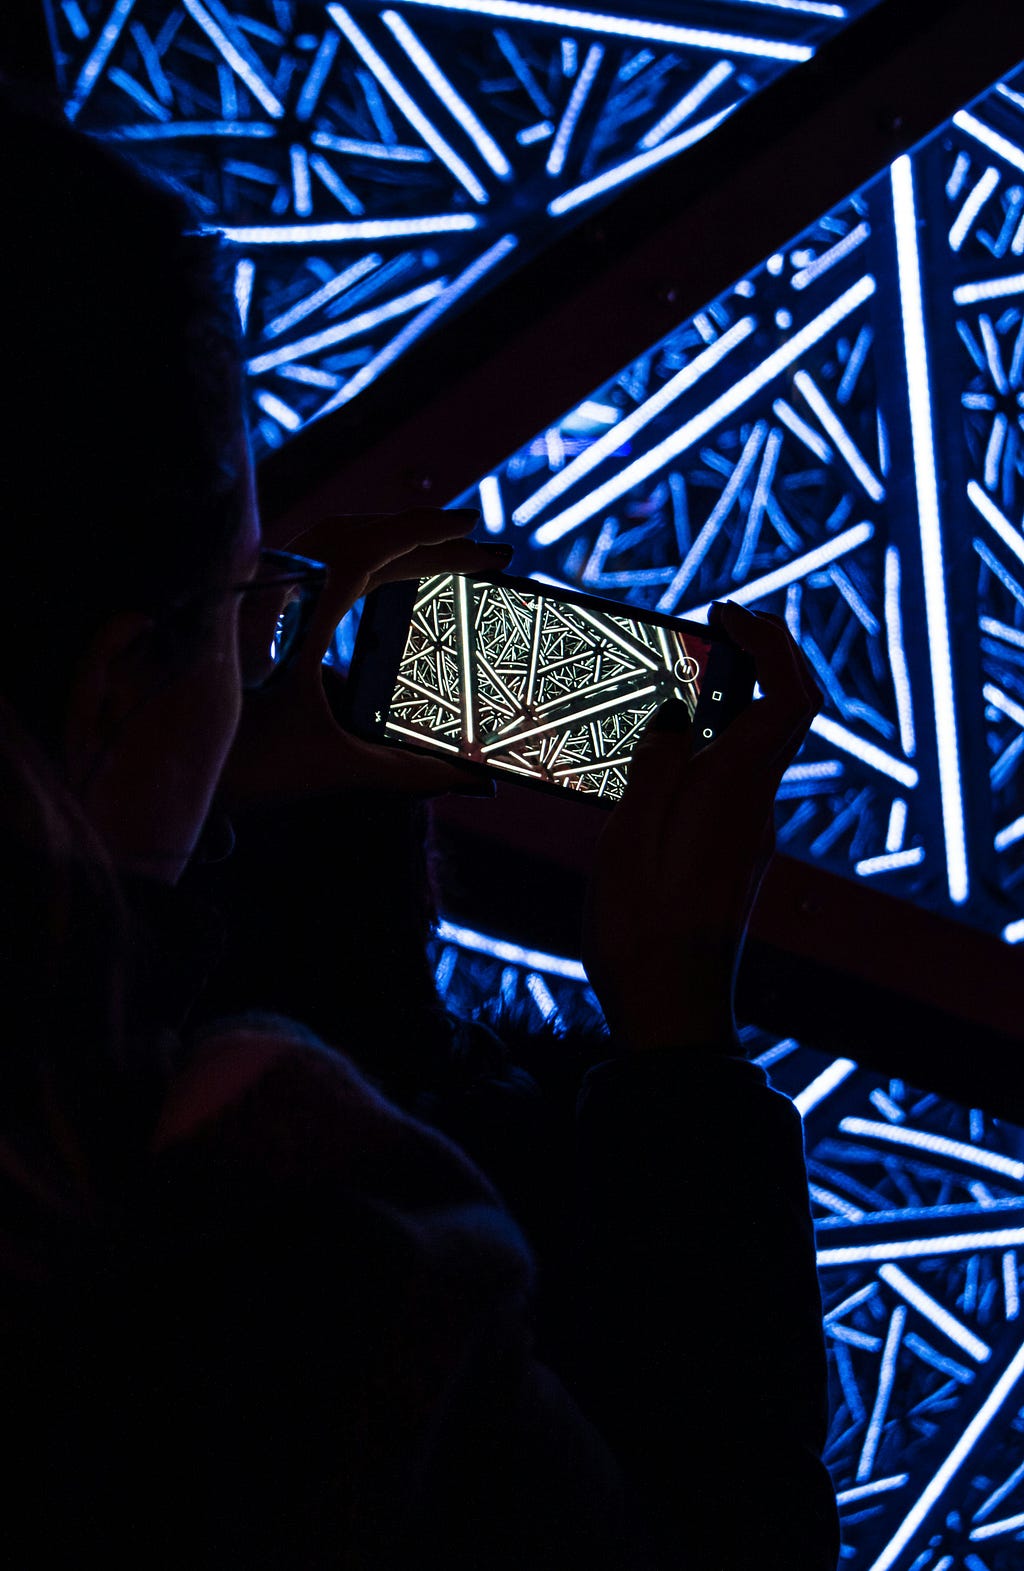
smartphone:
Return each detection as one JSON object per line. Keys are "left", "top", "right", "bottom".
{"left": 345, "top": 571, "right": 755, "bottom": 804}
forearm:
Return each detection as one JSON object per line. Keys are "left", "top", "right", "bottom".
{"left": 572, "top": 1048, "right": 839, "bottom": 1570}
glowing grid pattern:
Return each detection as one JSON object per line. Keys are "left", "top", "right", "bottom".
{"left": 432, "top": 918, "right": 1024, "bottom": 1571}
{"left": 43, "top": 0, "right": 881, "bottom": 456}
{"left": 455, "top": 64, "right": 1024, "bottom": 941}
{"left": 384, "top": 571, "right": 707, "bottom": 796}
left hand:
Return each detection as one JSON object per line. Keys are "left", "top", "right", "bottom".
{"left": 220, "top": 508, "right": 512, "bottom": 805}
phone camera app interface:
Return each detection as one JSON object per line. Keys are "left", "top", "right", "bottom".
{"left": 385, "top": 574, "right": 711, "bottom": 801}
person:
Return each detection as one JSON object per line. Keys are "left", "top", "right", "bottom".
{"left": 0, "top": 89, "right": 839, "bottom": 1568}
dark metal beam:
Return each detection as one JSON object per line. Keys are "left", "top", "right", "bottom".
{"left": 263, "top": 0, "right": 1024, "bottom": 536}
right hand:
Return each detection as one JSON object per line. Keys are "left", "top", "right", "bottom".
{"left": 582, "top": 603, "right": 821, "bottom": 1053}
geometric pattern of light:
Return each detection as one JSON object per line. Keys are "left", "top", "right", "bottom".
{"left": 42, "top": 0, "right": 881, "bottom": 456}
{"left": 384, "top": 571, "right": 704, "bottom": 798}
{"left": 430, "top": 919, "right": 1024, "bottom": 1570}
{"left": 454, "top": 64, "right": 1024, "bottom": 940}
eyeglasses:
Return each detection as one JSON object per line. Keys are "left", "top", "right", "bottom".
{"left": 164, "top": 548, "right": 329, "bottom": 691}
{"left": 230, "top": 548, "right": 329, "bottom": 690}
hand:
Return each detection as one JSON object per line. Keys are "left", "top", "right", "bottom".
{"left": 582, "top": 603, "right": 821, "bottom": 1053}
{"left": 221, "top": 508, "right": 512, "bottom": 804}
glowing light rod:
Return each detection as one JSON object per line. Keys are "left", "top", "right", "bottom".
{"left": 808, "top": 716, "right": 918, "bottom": 789}
{"left": 381, "top": 11, "right": 512, "bottom": 179}
{"left": 66, "top": 0, "right": 137, "bottom": 120}
{"left": 954, "top": 111, "right": 1024, "bottom": 175}
{"left": 532, "top": 274, "right": 875, "bottom": 546}
{"left": 390, "top": 0, "right": 815, "bottom": 60}
{"left": 435, "top": 920, "right": 588, "bottom": 980}
{"left": 683, "top": 521, "right": 875, "bottom": 621}
{"left": 327, "top": 5, "right": 489, "bottom": 204}
{"left": 315, "top": 233, "right": 518, "bottom": 415}
{"left": 840, "top": 1116, "right": 1024, "bottom": 1180}
{"left": 514, "top": 316, "right": 755, "bottom": 526}
{"left": 866, "top": 1335, "right": 1024, "bottom": 1571}
{"left": 892, "top": 154, "right": 968, "bottom": 905}
{"left": 181, "top": 0, "right": 285, "bottom": 118}
{"left": 219, "top": 216, "right": 478, "bottom": 244}
{"left": 817, "top": 1228, "right": 1024, "bottom": 1266}
{"left": 968, "top": 479, "right": 1024, "bottom": 569}
{"left": 246, "top": 282, "right": 446, "bottom": 373}
{"left": 549, "top": 106, "right": 733, "bottom": 218}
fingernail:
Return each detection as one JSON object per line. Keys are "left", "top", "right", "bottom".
{"left": 480, "top": 543, "right": 514, "bottom": 560}
{"left": 646, "top": 697, "right": 692, "bottom": 734}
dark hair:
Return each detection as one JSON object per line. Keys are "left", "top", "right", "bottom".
{"left": 0, "top": 87, "right": 248, "bottom": 740}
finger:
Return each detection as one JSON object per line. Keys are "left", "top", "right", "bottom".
{"left": 366, "top": 540, "right": 513, "bottom": 589}
{"left": 297, "top": 509, "right": 484, "bottom": 667}
{"left": 299, "top": 508, "right": 481, "bottom": 579}
{"left": 614, "top": 699, "right": 693, "bottom": 819}
{"left": 714, "top": 602, "right": 821, "bottom": 722}
{"left": 743, "top": 609, "right": 821, "bottom": 711}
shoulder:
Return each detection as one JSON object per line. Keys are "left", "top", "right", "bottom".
{"left": 149, "top": 1015, "right": 533, "bottom": 1294}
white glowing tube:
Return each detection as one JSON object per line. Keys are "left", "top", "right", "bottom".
{"left": 327, "top": 5, "right": 489, "bottom": 203}
{"left": 857, "top": 1307, "right": 906, "bottom": 1479}
{"left": 865, "top": 1337, "right": 1024, "bottom": 1571}
{"left": 516, "top": 317, "right": 755, "bottom": 526}
{"left": 247, "top": 281, "right": 446, "bottom": 372}
{"left": 967, "top": 479, "right": 1024, "bottom": 568}
{"left": 954, "top": 274, "right": 1024, "bottom": 305}
{"left": 884, "top": 546, "right": 916, "bottom": 758}
{"left": 817, "top": 1228, "right": 1024, "bottom": 1267}
{"left": 790, "top": 221, "right": 870, "bottom": 289}
{"left": 389, "top": 0, "right": 814, "bottom": 59}
{"left": 685, "top": 521, "right": 875, "bottom": 619}
{"left": 549, "top": 106, "right": 733, "bottom": 218}
{"left": 533, "top": 275, "right": 875, "bottom": 546}
{"left": 854, "top": 848, "right": 924, "bottom": 877}
{"left": 479, "top": 475, "right": 505, "bottom": 533}
{"left": 233, "top": 259, "right": 255, "bottom": 332}
{"left": 317, "top": 233, "right": 518, "bottom": 413}
{"left": 435, "top": 920, "right": 588, "bottom": 980}
{"left": 954, "top": 111, "right": 1024, "bottom": 175}
{"left": 840, "top": 1116, "right": 1024, "bottom": 1180}
{"left": 181, "top": 0, "right": 284, "bottom": 117}
{"left": 793, "top": 370, "right": 885, "bottom": 501}
{"left": 949, "top": 167, "right": 1001, "bottom": 252}
{"left": 221, "top": 215, "right": 478, "bottom": 244}
{"left": 880, "top": 1264, "right": 989, "bottom": 1361}
{"left": 547, "top": 43, "right": 603, "bottom": 175}
{"left": 638, "top": 60, "right": 734, "bottom": 150}
{"left": 381, "top": 10, "right": 512, "bottom": 178}
{"left": 809, "top": 716, "right": 918, "bottom": 789}
{"left": 255, "top": 390, "right": 301, "bottom": 430}
{"left": 482, "top": 684, "right": 659, "bottom": 753}
{"left": 892, "top": 154, "right": 968, "bottom": 904}
{"left": 66, "top": 0, "right": 138, "bottom": 121}
{"left": 793, "top": 1058, "right": 857, "bottom": 1117}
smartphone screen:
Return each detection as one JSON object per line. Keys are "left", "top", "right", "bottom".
{"left": 349, "top": 571, "right": 752, "bottom": 804}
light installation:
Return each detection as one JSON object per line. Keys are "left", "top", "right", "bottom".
{"left": 455, "top": 65, "right": 1024, "bottom": 942}
{"left": 432, "top": 918, "right": 1024, "bottom": 1570}
{"left": 382, "top": 571, "right": 706, "bottom": 796}
{"left": 43, "top": 0, "right": 881, "bottom": 455}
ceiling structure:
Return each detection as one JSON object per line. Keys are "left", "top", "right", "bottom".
{"left": 42, "top": 0, "right": 883, "bottom": 457}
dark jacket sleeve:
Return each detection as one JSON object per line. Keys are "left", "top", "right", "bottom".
{"left": 142, "top": 1026, "right": 646, "bottom": 1571}
{"left": 571, "top": 1047, "right": 840, "bottom": 1571}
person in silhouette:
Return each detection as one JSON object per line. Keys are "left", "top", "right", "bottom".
{"left": 0, "top": 90, "right": 837, "bottom": 1569}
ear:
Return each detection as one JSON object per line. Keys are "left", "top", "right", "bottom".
{"left": 63, "top": 613, "right": 157, "bottom": 792}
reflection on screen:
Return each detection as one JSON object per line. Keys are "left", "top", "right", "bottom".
{"left": 385, "top": 574, "right": 711, "bottom": 800}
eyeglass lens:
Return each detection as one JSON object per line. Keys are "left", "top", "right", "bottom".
{"left": 238, "top": 579, "right": 309, "bottom": 689}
